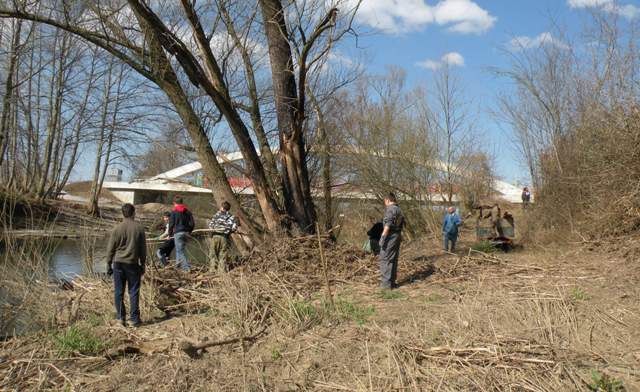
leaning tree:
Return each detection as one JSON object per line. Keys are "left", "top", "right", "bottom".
{"left": 0, "top": 0, "right": 360, "bottom": 237}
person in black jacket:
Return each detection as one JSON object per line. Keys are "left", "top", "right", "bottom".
{"left": 155, "top": 211, "right": 174, "bottom": 267}
{"left": 521, "top": 187, "right": 531, "bottom": 209}
{"left": 367, "top": 219, "right": 384, "bottom": 256}
{"left": 169, "top": 195, "right": 194, "bottom": 272}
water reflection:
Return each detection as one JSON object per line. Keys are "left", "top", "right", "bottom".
{"left": 49, "top": 237, "right": 210, "bottom": 279}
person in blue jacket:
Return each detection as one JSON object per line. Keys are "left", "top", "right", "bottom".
{"left": 443, "top": 206, "right": 462, "bottom": 253}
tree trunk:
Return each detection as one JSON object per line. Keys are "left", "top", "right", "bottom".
{"left": 132, "top": 0, "right": 282, "bottom": 234}
{"left": 57, "top": 49, "right": 99, "bottom": 196}
{"left": 37, "top": 31, "right": 66, "bottom": 200}
{"left": 162, "top": 78, "right": 262, "bottom": 239}
{"left": 0, "top": 20, "right": 21, "bottom": 171}
{"left": 218, "top": 1, "right": 282, "bottom": 203}
{"left": 96, "top": 65, "right": 125, "bottom": 209}
{"left": 259, "top": 0, "right": 316, "bottom": 233}
{"left": 309, "top": 92, "right": 332, "bottom": 231}
{"left": 87, "top": 60, "right": 113, "bottom": 217}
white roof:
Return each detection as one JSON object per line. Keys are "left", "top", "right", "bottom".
{"left": 107, "top": 148, "right": 526, "bottom": 203}
{"left": 494, "top": 180, "right": 529, "bottom": 204}
{"left": 151, "top": 151, "right": 249, "bottom": 180}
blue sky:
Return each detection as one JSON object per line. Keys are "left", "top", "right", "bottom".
{"left": 74, "top": 0, "right": 639, "bottom": 185}
{"left": 342, "top": 0, "right": 640, "bottom": 184}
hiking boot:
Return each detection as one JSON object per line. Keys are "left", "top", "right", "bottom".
{"left": 112, "top": 319, "right": 126, "bottom": 327}
{"left": 130, "top": 320, "right": 142, "bottom": 328}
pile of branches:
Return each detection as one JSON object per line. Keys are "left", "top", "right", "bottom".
{"left": 239, "top": 236, "right": 376, "bottom": 289}
{"left": 401, "top": 336, "right": 566, "bottom": 369}
{"left": 396, "top": 332, "right": 594, "bottom": 390}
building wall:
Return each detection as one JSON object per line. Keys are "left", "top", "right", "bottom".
{"left": 110, "top": 190, "right": 135, "bottom": 204}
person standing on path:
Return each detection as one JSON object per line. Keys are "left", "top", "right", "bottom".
{"left": 106, "top": 203, "right": 147, "bottom": 327}
{"left": 521, "top": 187, "right": 531, "bottom": 209}
{"left": 443, "top": 206, "right": 462, "bottom": 253}
{"left": 207, "top": 201, "right": 239, "bottom": 273}
{"left": 378, "top": 193, "right": 404, "bottom": 289}
{"left": 169, "top": 195, "right": 195, "bottom": 272}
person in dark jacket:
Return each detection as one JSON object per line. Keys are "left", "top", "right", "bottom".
{"left": 106, "top": 203, "right": 146, "bottom": 327}
{"left": 366, "top": 219, "right": 384, "bottom": 256}
{"left": 155, "top": 211, "right": 173, "bottom": 267}
{"left": 378, "top": 193, "right": 404, "bottom": 289}
{"left": 169, "top": 195, "right": 194, "bottom": 272}
{"left": 521, "top": 187, "right": 531, "bottom": 209}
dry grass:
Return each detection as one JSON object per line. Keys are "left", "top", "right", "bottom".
{"left": 1, "top": 232, "right": 639, "bottom": 391}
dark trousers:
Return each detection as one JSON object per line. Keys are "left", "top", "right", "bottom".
{"left": 113, "top": 262, "right": 142, "bottom": 323}
{"left": 443, "top": 233, "right": 458, "bottom": 252}
{"left": 157, "top": 239, "right": 174, "bottom": 266}
{"left": 370, "top": 238, "right": 381, "bottom": 256}
{"left": 379, "top": 233, "right": 401, "bottom": 289}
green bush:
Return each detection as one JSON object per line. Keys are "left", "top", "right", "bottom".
{"left": 570, "top": 287, "right": 590, "bottom": 301}
{"left": 284, "top": 297, "right": 375, "bottom": 327}
{"left": 423, "top": 293, "right": 444, "bottom": 303}
{"left": 52, "top": 326, "right": 106, "bottom": 356}
{"left": 378, "top": 289, "right": 406, "bottom": 300}
{"left": 589, "top": 370, "right": 624, "bottom": 392}
{"left": 290, "top": 300, "right": 321, "bottom": 324}
{"left": 270, "top": 347, "right": 282, "bottom": 360}
{"left": 471, "top": 240, "right": 497, "bottom": 253}
{"left": 326, "top": 298, "right": 375, "bottom": 325}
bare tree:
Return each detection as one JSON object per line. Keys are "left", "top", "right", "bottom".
{"left": 0, "top": 0, "right": 360, "bottom": 237}
{"left": 0, "top": 19, "right": 22, "bottom": 170}
{"left": 496, "top": 11, "right": 640, "bottom": 237}
{"left": 334, "top": 68, "right": 441, "bottom": 233}
{"left": 431, "top": 64, "right": 476, "bottom": 203}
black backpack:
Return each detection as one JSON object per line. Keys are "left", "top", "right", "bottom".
{"left": 185, "top": 210, "right": 195, "bottom": 233}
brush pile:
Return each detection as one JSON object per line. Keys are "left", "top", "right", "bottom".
{"left": 239, "top": 236, "right": 376, "bottom": 289}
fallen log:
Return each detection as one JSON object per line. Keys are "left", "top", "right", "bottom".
{"left": 179, "top": 327, "right": 267, "bottom": 358}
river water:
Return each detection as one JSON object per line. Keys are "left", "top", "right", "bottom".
{"left": 49, "top": 237, "right": 209, "bottom": 279}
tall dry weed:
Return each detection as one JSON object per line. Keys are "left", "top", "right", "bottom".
{"left": 536, "top": 106, "right": 640, "bottom": 243}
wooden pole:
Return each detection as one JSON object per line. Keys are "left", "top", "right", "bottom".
{"left": 316, "top": 222, "right": 334, "bottom": 308}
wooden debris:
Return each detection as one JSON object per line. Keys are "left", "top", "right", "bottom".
{"left": 179, "top": 327, "right": 267, "bottom": 358}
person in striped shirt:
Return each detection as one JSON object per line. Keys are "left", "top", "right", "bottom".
{"left": 207, "top": 201, "right": 239, "bottom": 272}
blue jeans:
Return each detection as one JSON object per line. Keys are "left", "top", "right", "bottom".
{"left": 174, "top": 232, "right": 190, "bottom": 271}
{"left": 443, "top": 233, "right": 457, "bottom": 252}
{"left": 113, "top": 262, "right": 141, "bottom": 323}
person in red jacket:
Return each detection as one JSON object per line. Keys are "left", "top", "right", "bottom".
{"left": 169, "top": 195, "right": 194, "bottom": 272}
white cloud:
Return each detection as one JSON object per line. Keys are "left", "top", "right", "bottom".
{"left": 433, "top": 0, "right": 497, "bottom": 34}
{"left": 568, "top": 0, "right": 612, "bottom": 7}
{"left": 416, "top": 51, "right": 465, "bottom": 70}
{"left": 441, "top": 52, "right": 465, "bottom": 66}
{"left": 568, "top": 0, "right": 640, "bottom": 19}
{"left": 350, "top": 0, "right": 496, "bottom": 34}
{"left": 508, "top": 32, "right": 569, "bottom": 52}
{"left": 609, "top": 3, "right": 640, "bottom": 18}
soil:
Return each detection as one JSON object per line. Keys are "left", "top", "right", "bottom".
{"left": 2, "top": 228, "right": 639, "bottom": 391}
